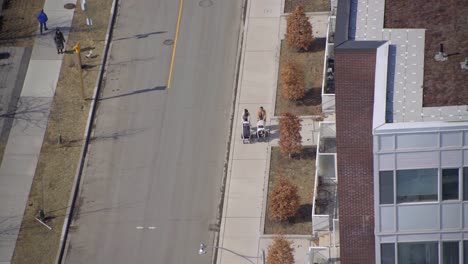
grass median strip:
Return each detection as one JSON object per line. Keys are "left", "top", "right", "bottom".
{"left": 11, "top": 1, "right": 113, "bottom": 263}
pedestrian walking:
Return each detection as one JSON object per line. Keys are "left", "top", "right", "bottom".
{"left": 37, "top": 9, "right": 48, "bottom": 35}
{"left": 54, "top": 28, "right": 65, "bottom": 54}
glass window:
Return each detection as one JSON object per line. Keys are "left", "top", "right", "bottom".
{"left": 464, "top": 168, "right": 468, "bottom": 201}
{"left": 397, "top": 169, "right": 438, "bottom": 203}
{"left": 443, "top": 241, "right": 459, "bottom": 264}
{"left": 398, "top": 242, "right": 438, "bottom": 264}
{"left": 380, "top": 171, "right": 394, "bottom": 204}
{"left": 442, "top": 169, "right": 459, "bottom": 200}
{"left": 464, "top": 241, "right": 468, "bottom": 264}
{"left": 381, "top": 243, "right": 395, "bottom": 264}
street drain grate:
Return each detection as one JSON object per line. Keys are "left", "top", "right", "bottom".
{"left": 199, "top": 0, "right": 213, "bottom": 7}
{"left": 163, "top": 39, "right": 174, "bottom": 46}
{"left": 64, "top": 3, "right": 76, "bottom": 9}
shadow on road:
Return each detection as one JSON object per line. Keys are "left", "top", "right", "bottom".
{"left": 89, "top": 127, "right": 147, "bottom": 142}
{"left": 99, "top": 86, "right": 166, "bottom": 101}
{"left": 113, "top": 31, "right": 167, "bottom": 41}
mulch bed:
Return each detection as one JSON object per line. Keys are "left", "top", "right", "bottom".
{"left": 264, "top": 146, "right": 315, "bottom": 235}
{"left": 384, "top": 0, "right": 468, "bottom": 107}
{"left": 275, "top": 40, "right": 325, "bottom": 116}
{"left": 284, "top": 0, "right": 330, "bottom": 13}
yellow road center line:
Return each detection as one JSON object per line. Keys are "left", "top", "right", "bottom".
{"left": 167, "top": 0, "right": 184, "bottom": 89}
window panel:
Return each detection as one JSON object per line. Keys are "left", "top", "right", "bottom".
{"left": 381, "top": 243, "right": 395, "bottom": 264}
{"left": 397, "top": 169, "right": 438, "bottom": 203}
{"left": 398, "top": 242, "right": 438, "bottom": 264}
{"left": 464, "top": 168, "right": 468, "bottom": 201}
{"left": 443, "top": 241, "right": 459, "bottom": 264}
{"left": 380, "top": 171, "right": 394, "bottom": 204}
{"left": 442, "top": 169, "right": 459, "bottom": 200}
{"left": 464, "top": 241, "right": 468, "bottom": 264}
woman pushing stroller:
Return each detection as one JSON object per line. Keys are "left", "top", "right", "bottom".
{"left": 240, "top": 107, "right": 268, "bottom": 143}
{"left": 256, "top": 107, "right": 268, "bottom": 139}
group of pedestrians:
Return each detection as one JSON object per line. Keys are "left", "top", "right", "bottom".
{"left": 37, "top": 9, "right": 66, "bottom": 54}
{"left": 242, "top": 106, "right": 267, "bottom": 122}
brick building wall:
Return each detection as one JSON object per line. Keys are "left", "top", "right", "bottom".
{"left": 335, "top": 49, "right": 376, "bottom": 263}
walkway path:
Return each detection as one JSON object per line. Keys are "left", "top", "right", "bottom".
{"left": 217, "top": 0, "right": 329, "bottom": 263}
{"left": 0, "top": 1, "right": 75, "bottom": 262}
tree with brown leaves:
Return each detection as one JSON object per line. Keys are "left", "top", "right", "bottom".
{"left": 285, "top": 5, "right": 314, "bottom": 51}
{"left": 280, "top": 61, "right": 305, "bottom": 100}
{"left": 267, "top": 235, "right": 295, "bottom": 264}
{"left": 268, "top": 172, "right": 300, "bottom": 222}
{"left": 279, "top": 112, "right": 302, "bottom": 158}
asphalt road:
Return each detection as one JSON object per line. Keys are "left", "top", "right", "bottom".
{"left": 64, "top": 0, "right": 242, "bottom": 263}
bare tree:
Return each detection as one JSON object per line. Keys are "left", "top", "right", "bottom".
{"left": 279, "top": 112, "right": 302, "bottom": 158}
{"left": 267, "top": 235, "right": 295, "bottom": 264}
{"left": 285, "top": 5, "right": 314, "bottom": 51}
{"left": 280, "top": 61, "right": 305, "bottom": 100}
{"left": 268, "top": 172, "right": 300, "bottom": 222}
{"left": 0, "top": 97, "right": 50, "bottom": 130}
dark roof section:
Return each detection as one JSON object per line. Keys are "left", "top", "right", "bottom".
{"left": 335, "top": 47, "right": 377, "bottom": 264}
{"left": 334, "top": 0, "right": 351, "bottom": 46}
{"left": 336, "top": 40, "right": 386, "bottom": 51}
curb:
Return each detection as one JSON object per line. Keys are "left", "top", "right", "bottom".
{"left": 215, "top": 0, "right": 252, "bottom": 262}
{"left": 280, "top": 11, "right": 331, "bottom": 17}
{"left": 261, "top": 234, "right": 313, "bottom": 239}
{"left": 259, "top": 146, "right": 272, "bottom": 236}
{"left": 270, "top": 15, "right": 282, "bottom": 118}
{"left": 213, "top": 0, "right": 249, "bottom": 263}
{"left": 55, "top": 0, "right": 119, "bottom": 262}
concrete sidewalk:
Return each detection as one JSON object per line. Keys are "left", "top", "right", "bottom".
{"left": 0, "top": 1, "right": 75, "bottom": 262}
{"left": 217, "top": 0, "right": 329, "bottom": 263}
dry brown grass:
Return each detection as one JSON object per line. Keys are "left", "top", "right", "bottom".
{"left": 384, "top": 0, "right": 468, "bottom": 107}
{"left": 275, "top": 40, "right": 325, "bottom": 116}
{"left": 284, "top": 0, "right": 330, "bottom": 13}
{"left": 11, "top": 1, "right": 113, "bottom": 263}
{"left": 0, "top": 0, "right": 45, "bottom": 47}
{"left": 264, "top": 146, "right": 315, "bottom": 235}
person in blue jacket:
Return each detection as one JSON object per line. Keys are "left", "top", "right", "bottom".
{"left": 37, "top": 9, "right": 48, "bottom": 35}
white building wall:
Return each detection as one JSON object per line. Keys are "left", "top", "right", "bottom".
{"left": 373, "top": 124, "right": 468, "bottom": 263}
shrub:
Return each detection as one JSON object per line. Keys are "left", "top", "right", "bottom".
{"left": 279, "top": 112, "right": 302, "bottom": 158}
{"left": 280, "top": 61, "right": 305, "bottom": 100}
{"left": 268, "top": 172, "right": 300, "bottom": 221}
{"left": 285, "top": 5, "right": 314, "bottom": 51}
{"left": 267, "top": 235, "right": 295, "bottom": 264}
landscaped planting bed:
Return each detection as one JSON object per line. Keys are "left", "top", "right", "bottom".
{"left": 264, "top": 146, "right": 315, "bottom": 235}
{"left": 284, "top": 0, "right": 330, "bottom": 13}
{"left": 275, "top": 40, "right": 325, "bottom": 116}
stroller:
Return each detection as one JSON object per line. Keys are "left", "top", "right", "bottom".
{"left": 255, "top": 120, "right": 269, "bottom": 141}
{"left": 241, "top": 120, "right": 253, "bottom": 144}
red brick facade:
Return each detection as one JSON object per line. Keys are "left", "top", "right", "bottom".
{"left": 335, "top": 49, "right": 376, "bottom": 263}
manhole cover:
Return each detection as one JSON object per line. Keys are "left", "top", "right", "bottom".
{"left": 163, "top": 39, "right": 174, "bottom": 46}
{"left": 199, "top": 0, "right": 213, "bottom": 7}
{"left": 64, "top": 3, "right": 76, "bottom": 9}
